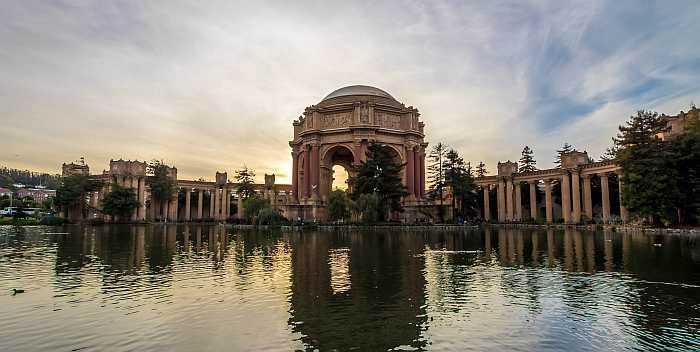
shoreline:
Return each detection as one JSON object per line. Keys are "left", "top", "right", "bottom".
{"left": 2, "top": 221, "right": 698, "bottom": 235}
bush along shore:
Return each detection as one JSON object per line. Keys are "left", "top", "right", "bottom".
{"left": 0, "top": 215, "right": 66, "bottom": 226}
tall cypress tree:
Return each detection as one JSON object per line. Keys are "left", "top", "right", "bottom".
{"left": 234, "top": 166, "right": 256, "bottom": 198}
{"left": 519, "top": 146, "right": 537, "bottom": 172}
{"left": 427, "top": 142, "right": 448, "bottom": 222}
{"left": 554, "top": 142, "right": 573, "bottom": 167}
{"left": 351, "top": 143, "right": 407, "bottom": 221}
{"left": 475, "top": 161, "right": 487, "bottom": 178}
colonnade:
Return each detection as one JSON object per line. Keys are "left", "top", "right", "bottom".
{"left": 480, "top": 169, "right": 629, "bottom": 224}
{"left": 179, "top": 187, "right": 234, "bottom": 221}
{"left": 90, "top": 175, "right": 148, "bottom": 221}
{"left": 405, "top": 145, "right": 426, "bottom": 199}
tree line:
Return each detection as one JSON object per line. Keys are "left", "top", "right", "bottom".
{"left": 0, "top": 166, "right": 61, "bottom": 189}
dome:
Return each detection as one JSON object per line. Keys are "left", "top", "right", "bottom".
{"left": 322, "top": 85, "right": 395, "bottom": 102}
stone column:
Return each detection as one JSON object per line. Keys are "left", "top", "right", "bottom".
{"left": 600, "top": 173, "right": 610, "bottom": 224}
{"left": 304, "top": 148, "right": 311, "bottom": 199}
{"left": 571, "top": 170, "right": 581, "bottom": 223}
{"left": 506, "top": 179, "right": 514, "bottom": 221}
{"left": 419, "top": 150, "right": 426, "bottom": 198}
{"left": 412, "top": 152, "right": 419, "bottom": 199}
{"left": 173, "top": 193, "right": 179, "bottom": 221}
{"left": 197, "top": 189, "right": 203, "bottom": 219}
{"left": 89, "top": 191, "right": 98, "bottom": 207}
{"left": 237, "top": 194, "right": 244, "bottom": 219}
{"left": 223, "top": 189, "right": 229, "bottom": 220}
{"left": 583, "top": 174, "right": 593, "bottom": 221}
{"left": 544, "top": 179, "right": 553, "bottom": 224}
{"left": 311, "top": 144, "right": 320, "bottom": 200}
{"left": 618, "top": 173, "right": 629, "bottom": 223}
{"left": 213, "top": 189, "right": 220, "bottom": 220}
{"left": 497, "top": 179, "right": 505, "bottom": 222}
{"left": 129, "top": 177, "right": 138, "bottom": 222}
{"left": 561, "top": 173, "right": 571, "bottom": 223}
{"left": 483, "top": 186, "right": 490, "bottom": 221}
{"left": 184, "top": 189, "right": 191, "bottom": 221}
{"left": 406, "top": 148, "right": 415, "bottom": 197}
{"left": 514, "top": 182, "right": 522, "bottom": 221}
{"left": 291, "top": 152, "right": 299, "bottom": 202}
{"left": 89, "top": 192, "right": 98, "bottom": 219}
{"left": 169, "top": 197, "right": 178, "bottom": 222}
{"left": 209, "top": 189, "right": 215, "bottom": 218}
{"left": 529, "top": 181, "right": 537, "bottom": 220}
{"left": 138, "top": 177, "right": 146, "bottom": 221}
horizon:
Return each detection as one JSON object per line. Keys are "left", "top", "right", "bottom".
{"left": 1, "top": 1, "right": 699, "bottom": 183}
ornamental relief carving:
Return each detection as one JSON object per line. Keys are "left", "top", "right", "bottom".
{"left": 322, "top": 112, "right": 352, "bottom": 128}
{"left": 376, "top": 112, "right": 401, "bottom": 129}
{"left": 360, "top": 103, "right": 369, "bottom": 123}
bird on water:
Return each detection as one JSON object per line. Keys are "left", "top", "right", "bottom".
{"left": 12, "top": 288, "right": 25, "bottom": 295}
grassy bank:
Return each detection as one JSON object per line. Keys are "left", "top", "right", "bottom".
{"left": 0, "top": 216, "right": 65, "bottom": 226}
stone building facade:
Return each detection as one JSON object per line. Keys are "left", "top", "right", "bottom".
{"left": 287, "top": 85, "right": 429, "bottom": 221}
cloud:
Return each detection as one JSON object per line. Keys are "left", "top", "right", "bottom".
{"left": 0, "top": 0, "right": 698, "bottom": 181}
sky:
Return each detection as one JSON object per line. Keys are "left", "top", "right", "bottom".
{"left": 1, "top": 0, "right": 699, "bottom": 183}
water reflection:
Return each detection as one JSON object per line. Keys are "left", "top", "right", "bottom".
{"left": 0, "top": 225, "right": 699, "bottom": 351}
{"left": 287, "top": 231, "right": 428, "bottom": 350}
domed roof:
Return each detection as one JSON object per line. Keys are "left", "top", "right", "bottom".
{"left": 322, "top": 85, "right": 395, "bottom": 102}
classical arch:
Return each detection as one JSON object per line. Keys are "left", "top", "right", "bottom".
{"left": 320, "top": 145, "right": 356, "bottom": 199}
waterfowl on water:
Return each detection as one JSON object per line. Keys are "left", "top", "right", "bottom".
{"left": 12, "top": 288, "right": 25, "bottom": 295}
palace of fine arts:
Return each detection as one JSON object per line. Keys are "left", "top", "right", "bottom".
{"left": 1, "top": 2, "right": 699, "bottom": 352}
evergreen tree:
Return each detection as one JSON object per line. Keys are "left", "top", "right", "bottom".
{"left": 519, "top": 146, "right": 537, "bottom": 172}
{"left": 670, "top": 115, "right": 700, "bottom": 224}
{"left": 614, "top": 110, "right": 680, "bottom": 225}
{"left": 444, "top": 150, "right": 479, "bottom": 221}
{"left": 554, "top": 142, "right": 573, "bottom": 167}
{"left": 599, "top": 140, "right": 620, "bottom": 161}
{"left": 427, "top": 142, "right": 448, "bottom": 222}
{"left": 350, "top": 143, "right": 407, "bottom": 221}
{"left": 102, "top": 183, "right": 140, "bottom": 222}
{"left": 475, "top": 161, "right": 487, "bottom": 178}
{"left": 234, "top": 166, "right": 256, "bottom": 198}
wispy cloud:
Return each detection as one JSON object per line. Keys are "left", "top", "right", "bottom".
{"left": 1, "top": 0, "right": 698, "bottom": 181}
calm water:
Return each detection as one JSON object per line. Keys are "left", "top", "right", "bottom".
{"left": 0, "top": 225, "right": 699, "bottom": 351}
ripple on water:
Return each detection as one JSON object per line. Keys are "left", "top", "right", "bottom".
{"left": 0, "top": 225, "right": 699, "bottom": 351}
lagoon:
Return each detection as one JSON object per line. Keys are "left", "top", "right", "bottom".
{"left": 0, "top": 225, "right": 698, "bottom": 351}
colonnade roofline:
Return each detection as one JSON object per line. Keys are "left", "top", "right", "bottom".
{"left": 474, "top": 160, "right": 620, "bottom": 186}
{"left": 91, "top": 174, "right": 292, "bottom": 191}
{"left": 475, "top": 157, "right": 626, "bottom": 224}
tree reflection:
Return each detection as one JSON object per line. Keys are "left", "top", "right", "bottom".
{"left": 288, "top": 231, "right": 428, "bottom": 351}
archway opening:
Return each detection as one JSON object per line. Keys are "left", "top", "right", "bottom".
{"left": 321, "top": 145, "right": 356, "bottom": 199}
{"left": 332, "top": 165, "right": 349, "bottom": 191}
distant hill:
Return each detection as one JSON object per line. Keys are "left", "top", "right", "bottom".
{"left": 0, "top": 166, "right": 61, "bottom": 190}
